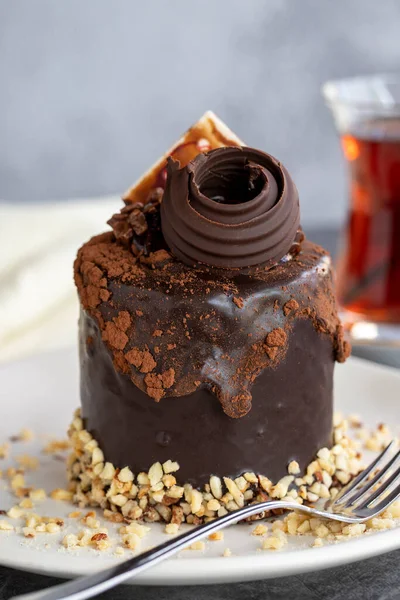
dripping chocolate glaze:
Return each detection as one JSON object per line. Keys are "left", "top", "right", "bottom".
{"left": 75, "top": 145, "right": 349, "bottom": 419}
{"left": 75, "top": 234, "right": 349, "bottom": 419}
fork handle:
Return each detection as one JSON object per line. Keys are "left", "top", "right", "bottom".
{"left": 12, "top": 500, "right": 296, "bottom": 600}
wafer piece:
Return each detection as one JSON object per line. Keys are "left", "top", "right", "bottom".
{"left": 123, "top": 111, "right": 244, "bottom": 204}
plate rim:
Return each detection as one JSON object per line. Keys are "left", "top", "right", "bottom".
{"left": 0, "top": 349, "right": 399, "bottom": 585}
{"left": 0, "top": 527, "right": 398, "bottom": 586}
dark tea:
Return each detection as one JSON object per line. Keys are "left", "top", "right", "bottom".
{"left": 337, "top": 118, "right": 400, "bottom": 323}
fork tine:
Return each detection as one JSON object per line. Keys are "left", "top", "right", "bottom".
{"left": 356, "top": 463, "right": 400, "bottom": 511}
{"left": 340, "top": 447, "right": 400, "bottom": 509}
{"left": 371, "top": 481, "right": 400, "bottom": 515}
{"left": 334, "top": 440, "right": 396, "bottom": 505}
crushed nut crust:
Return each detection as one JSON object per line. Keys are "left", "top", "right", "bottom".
{"left": 67, "top": 409, "right": 364, "bottom": 529}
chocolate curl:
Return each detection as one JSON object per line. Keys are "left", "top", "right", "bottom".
{"left": 161, "top": 147, "right": 301, "bottom": 269}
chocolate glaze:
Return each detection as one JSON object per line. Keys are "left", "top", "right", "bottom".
{"left": 80, "top": 314, "right": 333, "bottom": 486}
{"left": 161, "top": 147, "right": 300, "bottom": 268}
{"left": 75, "top": 230, "right": 348, "bottom": 486}
{"left": 75, "top": 231, "right": 347, "bottom": 418}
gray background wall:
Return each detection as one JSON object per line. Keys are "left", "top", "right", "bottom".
{"left": 1, "top": 0, "right": 400, "bottom": 226}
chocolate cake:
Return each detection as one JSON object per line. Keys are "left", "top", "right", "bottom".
{"left": 70, "top": 112, "right": 350, "bottom": 523}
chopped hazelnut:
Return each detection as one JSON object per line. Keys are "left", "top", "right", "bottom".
{"left": 118, "top": 467, "right": 134, "bottom": 483}
{"left": 7, "top": 506, "right": 24, "bottom": 519}
{"left": 288, "top": 461, "right": 300, "bottom": 475}
{"left": 11, "top": 473, "right": 26, "bottom": 491}
{"left": 189, "top": 541, "right": 205, "bottom": 551}
{"left": 148, "top": 462, "right": 163, "bottom": 487}
{"left": 223, "top": 478, "right": 244, "bottom": 508}
{"left": 0, "top": 444, "right": 9, "bottom": 459}
{"left": 62, "top": 533, "right": 79, "bottom": 548}
{"left": 50, "top": 488, "right": 73, "bottom": 502}
{"left": 43, "top": 439, "right": 70, "bottom": 454}
{"left": 209, "top": 476, "right": 223, "bottom": 499}
{"left": 208, "top": 531, "right": 224, "bottom": 541}
{"left": 46, "top": 522, "right": 61, "bottom": 534}
{"left": 252, "top": 524, "right": 268, "bottom": 536}
{"left": 165, "top": 523, "right": 179, "bottom": 535}
{"left": 0, "top": 520, "right": 14, "bottom": 531}
{"left": 16, "top": 455, "right": 39, "bottom": 470}
{"left": 22, "top": 527, "right": 36, "bottom": 538}
{"left": 29, "top": 488, "right": 47, "bottom": 502}
{"left": 262, "top": 533, "right": 287, "bottom": 550}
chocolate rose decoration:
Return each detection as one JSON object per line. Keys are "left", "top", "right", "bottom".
{"left": 161, "top": 146, "right": 301, "bottom": 268}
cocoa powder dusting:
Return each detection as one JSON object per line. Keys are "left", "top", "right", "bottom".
{"left": 114, "top": 311, "right": 131, "bottom": 332}
{"left": 232, "top": 296, "right": 244, "bottom": 309}
{"left": 265, "top": 328, "right": 287, "bottom": 348}
{"left": 101, "top": 310, "right": 131, "bottom": 351}
{"left": 283, "top": 299, "right": 299, "bottom": 316}
{"left": 140, "top": 351, "right": 157, "bottom": 373}
{"left": 144, "top": 368, "right": 175, "bottom": 401}
{"left": 125, "top": 348, "right": 156, "bottom": 373}
{"left": 143, "top": 373, "right": 164, "bottom": 401}
{"left": 102, "top": 321, "right": 129, "bottom": 350}
{"left": 334, "top": 325, "right": 351, "bottom": 363}
{"left": 218, "top": 389, "right": 252, "bottom": 419}
{"left": 139, "top": 250, "right": 172, "bottom": 266}
{"left": 265, "top": 346, "right": 278, "bottom": 360}
{"left": 99, "top": 289, "right": 109, "bottom": 302}
{"left": 113, "top": 351, "right": 131, "bottom": 375}
{"left": 160, "top": 368, "right": 175, "bottom": 388}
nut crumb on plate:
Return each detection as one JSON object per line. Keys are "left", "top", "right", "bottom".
{"left": 252, "top": 523, "right": 268, "bottom": 536}
{"left": 188, "top": 541, "right": 205, "bottom": 551}
{"left": 165, "top": 523, "right": 179, "bottom": 535}
{"left": 16, "top": 455, "right": 39, "bottom": 470}
{"left": 29, "top": 488, "right": 47, "bottom": 502}
{"left": 0, "top": 444, "right": 10, "bottom": 459}
{"left": 50, "top": 488, "right": 73, "bottom": 502}
{"left": 0, "top": 520, "right": 14, "bottom": 531}
{"left": 208, "top": 531, "right": 224, "bottom": 541}
{"left": 43, "top": 439, "right": 70, "bottom": 454}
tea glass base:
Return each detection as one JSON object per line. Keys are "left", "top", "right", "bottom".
{"left": 341, "top": 309, "right": 400, "bottom": 348}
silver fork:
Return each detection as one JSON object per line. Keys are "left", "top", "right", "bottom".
{"left": 13, "top": 441, "right": 400, "bottom": 600}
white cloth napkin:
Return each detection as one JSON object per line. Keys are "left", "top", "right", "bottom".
{"left": 0, "top": 196, "right": 121, "bottom": 362}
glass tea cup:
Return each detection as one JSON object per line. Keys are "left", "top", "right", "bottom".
{"left": 323, "top": 74, "right": 400, "bottom": 345}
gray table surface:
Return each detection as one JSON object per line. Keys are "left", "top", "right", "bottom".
{"left": 1, "top": 228, "right": 399, "bottom": 600}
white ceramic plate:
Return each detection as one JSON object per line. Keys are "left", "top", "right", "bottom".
{"left": 0, "top": 349, "right": 399, "bottom": 586}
